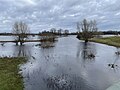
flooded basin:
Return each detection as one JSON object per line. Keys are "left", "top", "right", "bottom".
{"left": 0, "top": 36, "right": 120, "bottom": 90}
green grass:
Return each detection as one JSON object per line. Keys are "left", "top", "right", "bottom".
{"left": 90, "top": 36, "right": 120, "bottom": 47}
{"left": 0, "top": 57, "right": 27, "bottom": 90}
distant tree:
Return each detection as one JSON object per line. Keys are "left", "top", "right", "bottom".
{"left": 77, "top": 22, "right": 80, "bottom": 33}
{"left": 12, "top": 21, "right": 30, "bottom": 45}
{"left": 50, "top": 28, "right": 56, "bottom": 33}
{"left": 64, "top": 30, "right": 69, "bottom": 35}
{"left": 57, "top": 29, "right": 62, "bottom": 35}
{"left": 77, "top": 19, "right": 98, "bottom": 42}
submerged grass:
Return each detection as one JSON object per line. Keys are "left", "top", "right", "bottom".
{"left": 0, "top": 57, "right": 26, "bottom": 90}
{"left": 90, "top": 36, "right": 120, "bottom": 47}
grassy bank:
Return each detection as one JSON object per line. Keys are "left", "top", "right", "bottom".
{"left": 90, "top": 36, "right": 120, "bottom": 47}
{"left": 0, "top": 57, "right": 26, "bottom": 90}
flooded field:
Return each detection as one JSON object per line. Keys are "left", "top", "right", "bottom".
{"left": 1, "top": 36, "right": 120, "bottom": 90}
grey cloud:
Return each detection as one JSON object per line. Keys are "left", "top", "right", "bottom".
{"left": 0, "top": 0, "right": 120, "bottom": 32}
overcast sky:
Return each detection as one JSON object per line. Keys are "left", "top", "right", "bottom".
{"left": 0, "top": 0, "right": 120, "bottom": 32}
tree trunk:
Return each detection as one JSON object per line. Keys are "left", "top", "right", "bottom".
{"left": 85, "top": 39, "right": 88, "bottom": 43}
{"left": 16, "top": 42, "right": 18, "bottom": 46}
{"left": 20, "top": 42, "right": 23, "bottom": 45}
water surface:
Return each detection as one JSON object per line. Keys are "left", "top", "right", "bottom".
{"left": 0, "top": 36, "right": 120, "bottom": 90}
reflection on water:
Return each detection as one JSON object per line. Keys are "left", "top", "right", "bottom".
{"left": 77, "top": 42, "right": 96, "bottom": 62}
{"left": 43, "top": 74, "right": 93, "bottom": 90}
{"left": 108, "top": 48, "right": 120, "bottom": 71}
{"left": 0, "top": 43, "right": 5, "bottom": 46}
{"left": 115, "top": 47, "right": 120, "bottom": 55}
{"left": 44, "top": 74, "right": 73, "bottom": 90}
{"left": 13, "top": 45, "right": 31, "bottom": 58}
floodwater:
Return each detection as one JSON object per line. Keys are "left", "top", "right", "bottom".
{"left": 1, "top": 36, "right": 120, "bottom": 90}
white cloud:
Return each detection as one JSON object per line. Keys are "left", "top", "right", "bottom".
{"left": 25, "top": 0, "right": 36, "bottom": 5}
{"left": 115, "top": 12, "right": 120, "bottom": 16}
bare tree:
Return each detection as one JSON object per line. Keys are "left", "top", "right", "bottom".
{"left": 57, "top": 29, "right": 62, "bottom": 35}
{"left": 50, "top": 28, "right": 56, "bottom": 34}
{"left": 77, "top": 19, "right": 98, "bottom": 42}
{"left": 12, "top": 21, "right": 30, "bottom": 45}
{"left": 64, "top": 30, "right": 69, "bottom": 35}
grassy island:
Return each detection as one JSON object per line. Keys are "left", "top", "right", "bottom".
{"left": 0, "top": 57, "right": 26, "bottom": 90}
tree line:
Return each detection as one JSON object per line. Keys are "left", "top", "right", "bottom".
{"left": 11, "top": 21, "right": 71, "bottom": 45}
{"left": 3, "top": 19, "right": 118, "bottom": 45}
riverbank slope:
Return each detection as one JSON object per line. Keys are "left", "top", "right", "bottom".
{"left": 90, "top": 36, "right": 120, "bottom": 47}
{"left": 0, "top": 57, "right": 26, "bottom": 90}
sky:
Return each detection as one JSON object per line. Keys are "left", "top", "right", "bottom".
{"left": 0, "top": 0, "right": 120, "bottom": 33}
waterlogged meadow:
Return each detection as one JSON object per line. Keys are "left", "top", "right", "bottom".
{"left": 1, "top": 36, "right": 120, "bottom": 90}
